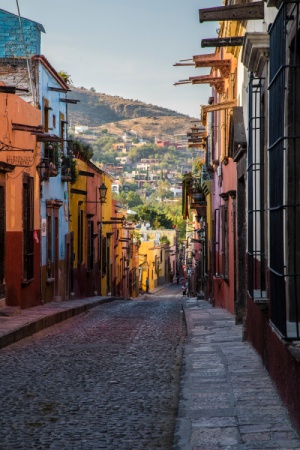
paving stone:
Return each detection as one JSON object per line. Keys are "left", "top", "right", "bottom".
{"left": 173, "top": 299, "right": 300, "bottom": 450}
{"left": 2, "top": 286, "right": 300, "bottom": 450}
{"left": 0, "top": 286, "right": 185, "bottom": 449}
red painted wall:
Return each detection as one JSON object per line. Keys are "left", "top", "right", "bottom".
{"left": 6, "top": 231, "right": 41, "bottom": 308}
{"left": 246, "top": 295, "right": 300, "bottom": 435}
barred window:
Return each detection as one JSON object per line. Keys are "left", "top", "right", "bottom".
{"left": 46, "top": 212, "right": 52, "bottom": 279}
{"left": 213, "top": 208, "right": 220, "bottom": 276}
{"left": 87, "top": 220, "right": 94, "bottom": 272}
{"left": 247, "top": 76, "right": 266, "bottom": 300}
{"left": 23, "top": 175, "right": 34, "bottom": 281}
{"left": 102, "top": 236, "right": 107, "bottom": 276}
{"left": 0, "top": 186, "right": 4, "bottom": 290}
{"left": 77, "top": 205, "right": 84, "bottom": 265}
{"left": 221, "top": 204, "right": 229, "bottom": 280}
{"left": 269, "top": 2, "right": 300, "bottom": 338}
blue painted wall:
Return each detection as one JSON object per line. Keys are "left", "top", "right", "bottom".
{"left": 38, "top": 62, "right": 69, "bottom": 266}
{"left": 0, "top": 9, "right": 45, "bottom": 58}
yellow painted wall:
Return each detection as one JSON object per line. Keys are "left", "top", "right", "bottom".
{"left": 138, "top": 241, "right": 162, "bottom": 290}
{"left": 69, "top": 158, "right": 87, "bottom": 267}
{"left": 100, "top": 176, "right": 113, "bottom": 297}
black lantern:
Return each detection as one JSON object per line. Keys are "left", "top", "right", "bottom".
{"left": 99, "top": 182, "right": 108, "bottom": 204}
{"left": 36, "top": 159, "right": 50, "bottom": 181}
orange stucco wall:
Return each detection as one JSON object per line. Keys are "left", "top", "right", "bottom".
{"left": 0, "top": 92, "right": 41, "bottom": 308}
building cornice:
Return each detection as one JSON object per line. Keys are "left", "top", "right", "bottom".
{"left": 242, "top": 32, "right": 270, "bottom": 76}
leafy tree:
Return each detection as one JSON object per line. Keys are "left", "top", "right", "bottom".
{"left": 135, "top": 205, "right": 174, "bottom": 229}
{"left": 152, "top": 180, "right": 172, "bottom": 201}
{"left": 114, "top": 191, "right": 128, "bottom": 204}
{"left": 160, "top": 235, "right": 170, "bottom": 245}
{"left": 92, "top": 135, "right": 120, "bottom": 163}
{"left": 94, "top": 151, "right": 115, "bottom": 165}
{"left": 122, "top": 182, "right": 139, "bottom": 192}
{"left": 126, "top": 191, "right": 144, "bottom": 208}
{"left": 71, "top": 138, "right": 93, "bottom": 161}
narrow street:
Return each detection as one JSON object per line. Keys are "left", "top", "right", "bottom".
{"left": 0, "top": 285, "right": 185, "bottom": 450}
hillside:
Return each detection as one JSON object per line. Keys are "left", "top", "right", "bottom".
{"left": 68, "top": 87, "right": 196, "bottom": 141}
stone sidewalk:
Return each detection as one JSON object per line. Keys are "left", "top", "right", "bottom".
{"left": 173, "top": 298, "right": 300, "bottom": 450}
{"left": 0, "top": 295, "right": 117, "bottom": 350}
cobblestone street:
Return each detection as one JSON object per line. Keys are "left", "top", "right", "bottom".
{"left": 0, "top": 286, "right": 185, "bottom": 450}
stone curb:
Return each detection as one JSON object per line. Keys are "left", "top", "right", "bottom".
{"left": 0, "top": 296, "right": 120, "bottom": 350}
{"left": 182, "top": 298, "right": 212, "bottom": 336}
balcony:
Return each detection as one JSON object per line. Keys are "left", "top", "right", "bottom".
{"left": 44, "top": 143, "right": 60, "bottom": 178}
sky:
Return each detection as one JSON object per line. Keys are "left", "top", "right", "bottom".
{"left": 0, "top": 0, "right": 222, "bottom": 118}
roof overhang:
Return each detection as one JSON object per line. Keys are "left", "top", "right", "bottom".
{"left": 199, "top": 2, "right": 264, "bottom": 23}
{"left": 32, "top": 55, "right": 70, "bottom": 91}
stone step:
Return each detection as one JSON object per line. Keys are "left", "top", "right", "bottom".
{"left": 0, "top": 306, "right": 21, "bottom": 317}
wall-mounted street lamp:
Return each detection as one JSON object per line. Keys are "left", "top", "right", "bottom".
{"left": 99, "top": 182, "right": 108, "bottom": 204}
{"left": 36, "top": 159, "right": 50, "bottom": 181}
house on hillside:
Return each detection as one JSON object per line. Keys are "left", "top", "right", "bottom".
{"left": 75, "top": 125, "right": 89, "bottom": 135}
{"left": 115, "top": 156, "right": 129, "bottom": 165}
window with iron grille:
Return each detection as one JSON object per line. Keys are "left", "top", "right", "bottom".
{"left": 221, "top": 204, "right": 229, "bottom": 280}
{"left": 77, "top": 205, "right": 84, "bottom": 265}
{"left": 247, "top": 75, "right": 266, "bottom": 300}
{"left": 269, "top": 1, "right": 300, "bottom": 339}
{"left": 46, "top": 211, "right": 52, "bottom": 279}
{"left": 43, "top": 98, "right": 49, "bottom": 132}
{"left": 60, "top": 114, "right": 65, "bottom": 141}
{"left": 23, "top": 175, "right": 34, "bottom": 281}
{"left": 0, "top": 186, "right": 4, "bottom": 292}
{"left": 102, "top": 236, "right": 107, "bottom": 276}
{"left": 97, "top": 225, "right": 101, "bottom": 273}
{"left": 87, "top": 220, "right": 94, "bottom": 271}
{"left": 213, "top": 209, "right": 220, "bottom": 276}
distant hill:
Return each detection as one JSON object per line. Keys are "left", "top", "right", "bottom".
{"left": 67, "top": 87, "right": 196, "bottom": 141}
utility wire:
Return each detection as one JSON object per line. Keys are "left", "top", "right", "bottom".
{"left": 15, "top": 0, "right": 34, "bottom": 102}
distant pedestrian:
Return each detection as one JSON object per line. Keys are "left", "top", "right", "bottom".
{"left": 176, "top": 275, "right": 180, "bottom": 285}
{"left": 182, "top": 285, "right": 187, "bottom": 296}
{"left": 146, "top": 277, "right": 149, "bottom": 293}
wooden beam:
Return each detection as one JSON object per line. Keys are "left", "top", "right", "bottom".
{"left": 202, "top": 99, "right": 237, "bottom": 113}
{"left": 201, "top": 37, "right": 244, "bottom": 48}
{"left": 59, "top": 98, "right": 80, "bottom": 104}
{"left": 173, "top": 62, "right": 194, "bottom": 66}
{"left": 48, "top": 86, "right": 70, "bottom": 92}
{"left": 12, "top": 123, "right": 44, "bottom": 133}
{"left": 189, "top": 75, "right": 225, "bottom": 93}
{"left": 193, "top": 56, "right": 232, "bottom": 77}
{"left": 0, "top": 86, "right": 29, "bottom": 94}
{"left": 174, "top": 80, "right": 192, "bottom": 86}
{"left": 34, "top": 133, "right": 62, "bottom": 142}
{"left": 199, "top": 2, "right": 264, "bottom": 23}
